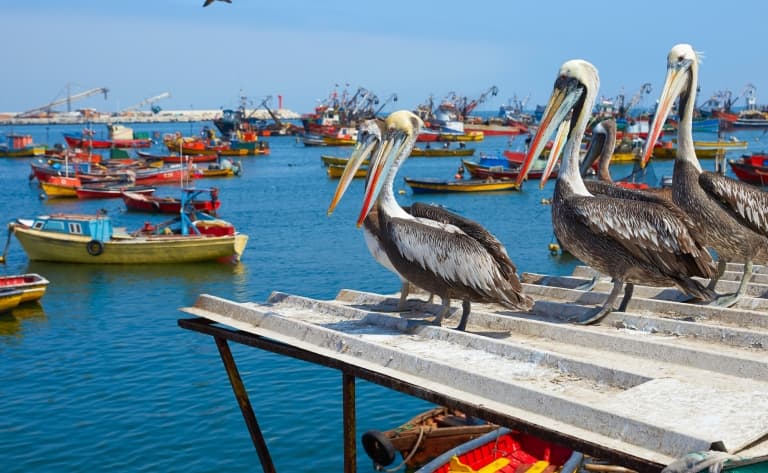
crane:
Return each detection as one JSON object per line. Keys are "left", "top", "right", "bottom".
{"left": 18, "top": 86, "right": 109, "bottom": 118}
{"left": 458, "top": 85, "right": 499, "bottom": 119}
{"left": 624, "top": 82, "right": 652, "bottom": 117}
{"left": 121, "top": 92, "right": 171, "bottom": 114}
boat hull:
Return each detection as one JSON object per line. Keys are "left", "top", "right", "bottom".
{"left": 409, "top": 147, "right": 476, "bottom": 157}
{"left": 0, "top": 289, "right": 25, "bottom": 313}
{"left": 404, "top": 177, "right": 519, "bottom": 193}
{"left": 0, "top": 274, "right": 50, "bottom": 303}
{"left": 12, "top": 224, "right": 247, "bottom": 264}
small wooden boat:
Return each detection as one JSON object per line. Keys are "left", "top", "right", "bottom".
{"left": 462, "top": 160, "right": 556, "bottom": 181}
{"left": 122, "top": 188, "right": 221, "bottom": 215}
{"left": 403, "top": 177, "right": 519, "bottom": 193}
{"left": 417, "top": 131, "right": 484, "bottom": 142}
{"left": 0, "top": 289, "right": 25, "bottom": 313}
{"left": 651, "top": 142, "right": 721, "bottom": 160}
{"left": 0, "top": 274, "right": 50, "bottom": 304}
{"left": 0, "top": 134, "right": 45, "bottom": 157}
{"left": 76, "top": 184, "right": 156, "bottom": 199}
{"left": 63, "top": 132, "right": 152, "bottom": 149}
{"left": 410, "top": 147, "right": 476, "bottom": 157}
{"left": 414, "top": 427, "right": 578, "bottom": 473}
{"left": 136, "top": 150, "right": 218, "bottom": 164}
{"left": 40, "top": 176, "right": 82, "bottom": 198}
{"left": 327, "top": 164, "right": 366, "bottom": 179}
{"left": 9, "top": 209, "right": 247, "bottom": 264}
{"left": 728, "top": 159, "right": 768, "bottom": 187}
{"left": 693, "top": 139, "right": 748, "bottom": 149}
{"left": 320, "top": 155, "right": 366, "bottom": 167}
{"left": 361, "top": 406, "right": 499, "bottom": 470}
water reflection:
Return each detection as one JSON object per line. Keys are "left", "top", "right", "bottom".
{"left": 0, "top": 303, "right": 47, "bottom": 338}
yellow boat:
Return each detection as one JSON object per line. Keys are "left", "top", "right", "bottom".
{"left": 652, "top": 146, "right": 721, "bottom": 160}
{"left": 320, "top": 155, "right": 367, "bottom": 167}
{"left": 693, "top": 139, "right": 749, "bottom": 149}
{"left": 40, "top": 176, "right": 81, "bottom": 198}
{"left": 409, "top": 147, "right": 476, "bottom": 157}
{"left": 436, "top": 131, "right": 485, "bottom": 142}
{"left": 0, "top": 289, "right": 24, "bottom": 313}
{"left": 0, "top": 274, "right": 50, "bottom": 304}
{"left": 610, "top": 152, "right": 637, "bottom": 162}
{"left": 10, "top": 213, "right": 248, "bottom": 264}
{"left": 403, "top": 177, "right": 519, "bottom": 193}
{"left": 327, "top": 164, "right": 366, "bottom": 179}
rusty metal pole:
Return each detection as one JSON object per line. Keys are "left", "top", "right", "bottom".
{"left": 343, "top": 372, "right": 356, "bottom": 473}
{"left": 214, "top": 336, "right": 277, "bottom": 473}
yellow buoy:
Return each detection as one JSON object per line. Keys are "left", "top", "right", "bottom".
{"left": 548, "top": 242, "right": 560, "bottom": 255}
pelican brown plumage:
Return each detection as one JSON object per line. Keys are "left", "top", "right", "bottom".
{"left": 641, "top": 43, "right": 768, "bottom": 307}
{"left": 517, "top": 59, "right": 717, "bottom": 324}
{"left": 354, "top": 110, "right": 533, "bottom": 331}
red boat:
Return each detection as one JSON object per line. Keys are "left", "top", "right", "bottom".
{"left": 136, "top": 150, "right": 218, "bottom": 164}
{"left": 132, "top": 164, "right": 196, "bottom": 186}
{"left": 122, "top": 187, "right": 220, "bottom": 214}
{"left": 728, "top": 158, "right": 768, "bottom": 187}
{"left": 462, "top": 159, "right": 557, "bottom": 181}
{"left": 414, "top": 427, "right": 578, "bottom": 473}
{"left": 76, "top": 184, "right": 156, "bottom": 199}
{"left": 63, "top": 132, "right": 152, "bottom": 149}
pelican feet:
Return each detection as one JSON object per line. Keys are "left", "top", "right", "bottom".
{"left": 574, "top": 274, "right": 599, "bottom": 292}
{"left": 574, "top": 305, "right": 613, "bottom": 325}
{"left": 709, "top": 292, "right": 741, "bottom": 309}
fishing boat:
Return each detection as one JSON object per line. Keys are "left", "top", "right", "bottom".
{"left": 728, "top": 158, "right": 768, "bottom": 187}
{"left": 409, "top": 146, "right": 476, "bottom": 157}
{"left": 320, "top": 155, "right": 362, "bottom": 167}
{"left": 9, "top": 206, "right": 247, "bottom": 264}
{"left": 403, "top": 177, "right": 519, "bottom": 193}
{"left": 326, "top": 164, "right": 366, "bottom": 179}
{"left": 693, "top": 139, "right": 749, "bottom": 149}
{"left": 63, "top": 131, "right": 152, "bottom": 149}
{"left": 193, "top": 161, "right": 242, "bottom": 178}
{"left": 361, "top": 406, "right": 499, "bottom": 471}
{"left": 75, "top": 184, "right": 156, "bottom": 199}
{"left": 461, "top": 159, "right": 555, "bottom": 181}
{"left": 651, "top": 142, "right": 722, "bottom": 160}
{"left": 122, "top": 187, "right": 221, "bottom": 215}
{"left": 132, "top": 164, "right": 196, "bottom": 186}
{"left": 0, "top": 274, "right": 50, "bottom": 304}
{"left": 414, "top": 427, "right": 578, "bottom": 473}
{"left": 0, "top": 134, "right": 45, "bottom": 157}
{"left": 416, "top": 130, "right": 484, "bottom": 142}
{"left": 136, "top": 150, "right": 218, "bottom": 164}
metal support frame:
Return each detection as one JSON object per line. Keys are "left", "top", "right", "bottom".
{"left": 178, "top": 316, "right": 663, "bottom": 473}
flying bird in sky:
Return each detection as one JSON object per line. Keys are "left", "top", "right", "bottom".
{"left": 203, "top": 0, "right": 232, "bottom": 7}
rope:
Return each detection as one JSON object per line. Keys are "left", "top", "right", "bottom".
{"left": 377, "top": 426, "right": 426, "bottom": 473}
{"left": 0, "top": 223, "right": 13, "bottom": 264}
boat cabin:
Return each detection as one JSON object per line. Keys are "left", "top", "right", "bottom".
{"left": 29, "top": 214, "right": 113, "bottom": 242}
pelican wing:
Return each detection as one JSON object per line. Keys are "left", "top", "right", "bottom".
{"left": 407, "top": 202, "right": 518, "bottom": 279}
{"left": 567, "top": 195, "right": 715, "bottom": 278}
{"left": 700, "top": 171, "right": 768, "bottom": 236}
{"left": 385, "top": 215, "right": 523, "bottom": 298}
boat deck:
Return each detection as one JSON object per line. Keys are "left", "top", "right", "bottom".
{"left": 178, "top": 263, "right": 768, "bottom": 473}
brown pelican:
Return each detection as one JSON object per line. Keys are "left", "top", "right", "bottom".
{"left": 517, "top": 59, "right": 717, "bottom": 324}
{"left": 354, "top": 110, "right": 533, "bottom": 330}
{"left": 641, "top": 44, "right": 768, "bottom": 306}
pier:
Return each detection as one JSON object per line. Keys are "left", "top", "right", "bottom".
{"left": 178, "top": 263, "right": 768, "bottom": 473}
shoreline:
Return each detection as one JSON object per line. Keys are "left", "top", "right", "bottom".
{"left": 0, "top": 108, "right": 303, "bottom": 126}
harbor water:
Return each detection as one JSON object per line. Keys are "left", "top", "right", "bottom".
{"left": 1, "top": 121, "right": 766, "bottom": 472}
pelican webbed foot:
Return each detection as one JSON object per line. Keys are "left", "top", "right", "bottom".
{"left": 575, "top": 278, "right": 626, "bottom": 325}
{"left": 709, "top": 260, "right": 753, "bottom": 308}
{"left": 574, "top": 273, "right": 600, "bottom": 292}
{"left": 709, "top": 292, "right": 741, "bottom": 308}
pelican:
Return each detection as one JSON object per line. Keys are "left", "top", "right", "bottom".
{"left": 641, "top": 44, "right": 768, "bottom": 306}
{"left": 328, "top": 119, "right": 431, "bottom": 310}
{"left": 517, "top": 59, "right": 717, "bottom": 324}
{"left": 355, "top": 110, "right": 533, "bottom": 331}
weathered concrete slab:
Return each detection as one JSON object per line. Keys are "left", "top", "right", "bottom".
{"left": 181, "top": 266, "right": 768, "bottom": 468}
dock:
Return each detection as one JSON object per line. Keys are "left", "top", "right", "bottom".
{"left": 178, "top": 263, "right": 768, "bottom": 473}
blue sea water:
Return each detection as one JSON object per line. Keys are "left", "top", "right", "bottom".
{"left": 1, "top": 121, "right": 767, "bottom": 472}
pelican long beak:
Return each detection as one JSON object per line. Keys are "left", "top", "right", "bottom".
{"left": 357, "top": 130, "right": 406, "bottom": 227}
{"left": 327, "top": 131, "right": 379, "bottom": 215}
{"left": 579, "top": 121, "right": 606, "bottom": 176}
{"left": 641, "top": 65, "right": 687, "bottom": 168}
{"left": 539, "top": 117, "right": 570, "bottom": 188}
{"left": 516, "top": 79, "right": 582, "bottom": 187}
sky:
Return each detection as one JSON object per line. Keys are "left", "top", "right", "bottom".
{"left": 2, "top": 0, "right": 768, "bottom": 116}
